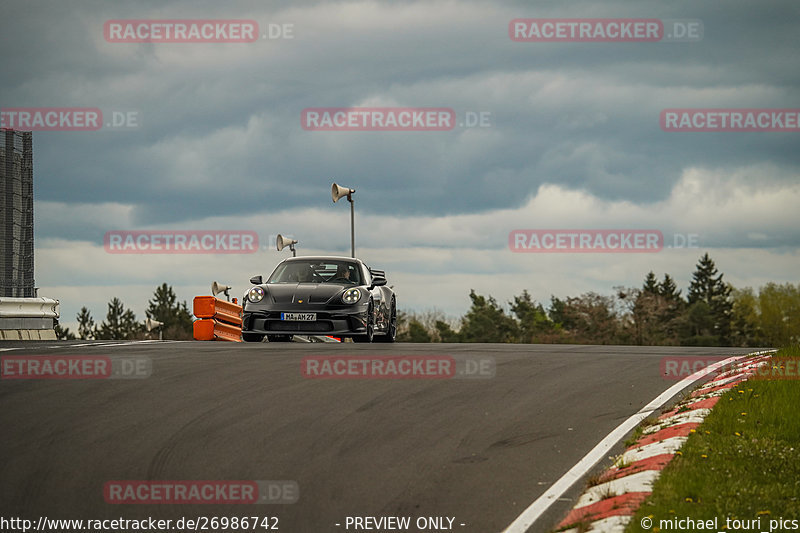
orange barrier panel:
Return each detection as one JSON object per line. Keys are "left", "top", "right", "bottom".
{"left": 192, "top": 296, "right": 243, "bottom": 326}
{"left": 193, "top": 318, "right": 242, "bottom": 342}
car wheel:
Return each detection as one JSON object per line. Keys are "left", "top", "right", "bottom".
{"left": 353, "top": 300, "right": 374, "bottom": 343}
{"left": 242, "top": 333, "right": 265, "bottom": 342}
{"left": 375, "top": 298, "right": 396, "bottom": 343}
{"left": 267, "top": 334, "right": 294, "bottom": 342}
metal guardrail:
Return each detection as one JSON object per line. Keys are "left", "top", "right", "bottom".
{"left": 0, "top": 297, "right": 59, "bottom": 318}
{"left": 0, "top": 296, "right": 59, "bottom": 331}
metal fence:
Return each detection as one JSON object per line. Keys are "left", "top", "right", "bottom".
{"left": 0, "top": 129, "right": 35, "bottom": 297}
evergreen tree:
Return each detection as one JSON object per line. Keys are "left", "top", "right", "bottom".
{"left": 434, "top": 320, "right": 460, "bottom": 343}
{"left": 642, "top": 271, "right": 659, "bottom": 294}
{"left": 658, "top": 273, "right": 684, "bottom": 340}
{"left": 680, "top": 300, "right": 717, "bottom": 345}
{"left": 659, "top": 274, "right": 682, "bottom": 301}
{"left": 548, "top": 296, "right": 569, "bottom": 328}
{"left": 54, "top": 322, "right": 76, "bottom": 340}
{"left": 405, "top": 319, "right": 432, "bottom": 342}
{"left": 459, "top": 290, "right": 518, "bottom": 343}
{"left": 145, "top": 283, "right": 193, "bottom": 339}
{"left": 686, "top": 253, "right": 733, "bottom": 344}
{"left": 688, "top": 254, "right": 723, "bottom": 304}
{"left": 76, "top": 306, "right": 95, "bottom": 340}
{"left": 510, "top": 290, "right": 553, "bottom": 343}
{"left": 96, "top": 297, "right": 140, "bottom": 340}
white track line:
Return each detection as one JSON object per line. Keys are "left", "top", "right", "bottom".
{"left": 1, "top": 340, "right": 186, "bottom": 352}
{"left": 501, "top": 353, "right": 759, "bottom": 533}
{"left": 61, "top": 340, "right": 185, "bottom": 348}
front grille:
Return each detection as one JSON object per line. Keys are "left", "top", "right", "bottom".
{"left": 265, "top": 320, "right": 333, "bottom": 332}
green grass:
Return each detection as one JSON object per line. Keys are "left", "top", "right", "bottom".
{"left": 625, "top": 347, "right": 800, "bottom": 532}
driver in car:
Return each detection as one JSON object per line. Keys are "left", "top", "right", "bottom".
{"left": 331, "top": 265, "right": 351, "bottom": 282}
{"left": 297, "top": 266, "right": 315, "bottom": 283}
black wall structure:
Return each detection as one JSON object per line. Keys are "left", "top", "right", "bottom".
{"left": 0, "top": 129, "right": 35, "bottom": 298}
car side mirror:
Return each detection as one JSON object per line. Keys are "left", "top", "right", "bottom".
{"left": 250, "top": 275, "right": 263, "bottom": 285}
{"left": 371, "top": 277, "right": 387, "bottom": 288}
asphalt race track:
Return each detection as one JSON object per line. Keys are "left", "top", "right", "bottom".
{"left": 0, "top": 342, "right": 758, "bottom": 533}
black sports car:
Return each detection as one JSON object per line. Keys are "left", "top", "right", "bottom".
{"left": 241, "top": 256, "right": 397, "bottom": 343}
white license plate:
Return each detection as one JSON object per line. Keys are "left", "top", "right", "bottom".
{"left": 281, "top": 313, "right": 317, "bottom": 321}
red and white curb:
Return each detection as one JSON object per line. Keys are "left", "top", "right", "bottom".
{"left": 554, "top": 350, "right": 776, "bottom": 533}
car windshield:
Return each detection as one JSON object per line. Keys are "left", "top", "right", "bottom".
{"left": 267, "top": 260, "right": 362, "bottom": 285}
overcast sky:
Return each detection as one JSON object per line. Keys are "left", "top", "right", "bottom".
{"left": 2, "top": 0, "right": 798, "bottom": 332}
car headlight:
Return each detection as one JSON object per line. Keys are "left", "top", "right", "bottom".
{"left": 248, "top": 287, "right": 265, "bottom": 303}
{"left": 342, "top": 288, "right": 362, "bottom": 304}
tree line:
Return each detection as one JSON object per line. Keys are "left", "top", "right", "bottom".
{"left": 55, "top": 283, "right": 193, "bottom": 340}
{"left": 397, "top": 253, "right": 799, "bottom": 347}
{"left": 53, "top": 254, "right": 797, "bottom": 346}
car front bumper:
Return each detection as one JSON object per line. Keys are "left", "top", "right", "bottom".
{"left": 242, "top": 305, "right": 369, "bottom": 336}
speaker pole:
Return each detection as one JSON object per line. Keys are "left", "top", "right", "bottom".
{"left": 331, "top": 182, "right": 356, "bottom": 258}
{"left": 349, "top": 193, "right": 355, "bottom": 258}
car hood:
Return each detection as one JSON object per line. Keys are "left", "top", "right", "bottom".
{"left": 262, "top": 283, "right": 353, "bottom": 305}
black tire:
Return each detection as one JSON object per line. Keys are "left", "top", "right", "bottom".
{"left": 242, "top": 333, "right": 265, "bottom": 342}
{"left": 353, "top": 301, "right": 374, "bottom": 343}
{"left": 267, "top": 334, "right": 294, "bottom": 342}
{"left": 374, "top": 298, "right": 396, "bottom": 343}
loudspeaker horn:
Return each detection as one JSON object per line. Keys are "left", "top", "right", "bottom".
{"left": 331, "top": 182, "right": 355, "bottom": 203}
{"left": 276, "top": 234, "right": 298, "bottom": 252}
{"left": 145, "top": 318, "right": 164, "bottom": 332}
{"left": 211, "top": 281, "right": 232, "bottom": 298}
